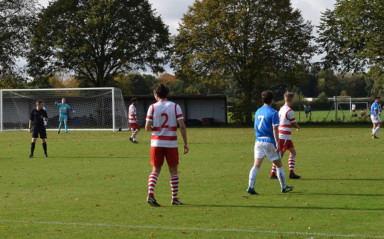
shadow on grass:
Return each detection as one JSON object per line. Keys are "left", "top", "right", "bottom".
{"left": 300, "top": 178, "right": 384, "bottom": 181}
{"left": 186, "top": 203, "right": 383, "bottom": 211}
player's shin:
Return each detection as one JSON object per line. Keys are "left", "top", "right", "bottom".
{"left": 276, "top": 167, "right": 287, "bottom": 189}
{"left": 248, "top": 166, "right": 259, "bottom": 188}
{"left": 373, "top": 126, "right": 381, "bottom": 135}
{"left": 64, "top": 123, "right": 68, "bottom": 132}
{"left": 288, "top": 154, "right": 295, "bottom": 174}
{"left": 170, "top": 174, "right": 179, "bottom": 201}
{"left": 271, "top": 164, "right": 276, "bottom": 176}
{"left": 58, "top": 123, "right": 62, "bottom": 132}
{"left": 148, "top": 172, "right": 159, "bottom": 198}
{"left": 30, "top": 142, "right": 36, "bottom": 155}
{"left": 42, "top": 142, "right": 47, "bottom": 154}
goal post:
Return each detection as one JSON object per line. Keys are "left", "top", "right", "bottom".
{"left": 0, "top": 87, "right": 129, "bottom": 131}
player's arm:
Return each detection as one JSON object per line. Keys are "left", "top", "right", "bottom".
{"left": 178, "top": 119, "right": 189, "bottom": 154}
{"left": 292, "top": 122, "right": 300, "bottom": 131}
{"left": 43, "top": 111, "right": 48, "bottom": 125}
{"left": 28, "top": 120, "right": 32, "bottom": 133}
{"left": 145, "top": 120, "right": 153, "bottom": 132}
{"left": 273, "top": 125, "right": 280, "bottom": 152}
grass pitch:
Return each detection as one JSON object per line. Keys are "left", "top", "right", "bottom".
{"left": 1, "top": 127, "right": 383, "bottom": 238}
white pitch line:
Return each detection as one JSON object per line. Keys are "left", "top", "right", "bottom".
{"left": 0, "top": 219, "right": 382, "bottom": 238}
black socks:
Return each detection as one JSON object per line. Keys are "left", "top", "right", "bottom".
{"left": 42, "top": 142, "right": 47, "bottom": 154}
{"left": 31, "top": 142, "right": 36, "bottom": 155}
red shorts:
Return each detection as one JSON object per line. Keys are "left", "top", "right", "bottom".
{"left": 279, "top": 139, "right": 294, "bottom": 152}
{"left": 151, "top": 147, "right": 179, "bottom": 167}
{"left": 130, "top": 123, "right": 139, "bottom": 129}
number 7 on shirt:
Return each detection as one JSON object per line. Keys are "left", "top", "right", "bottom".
{"left": 257, "top": 115, "right": 264, "bottom": 130}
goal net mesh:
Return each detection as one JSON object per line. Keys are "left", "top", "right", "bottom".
{"left": 1, "top": 88, "right": 129, "bottom": 131}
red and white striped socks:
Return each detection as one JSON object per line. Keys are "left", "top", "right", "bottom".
{"left": 131, "top": 129, "right": 140, "bottom": 141}
{"left": 271, "top": 154, "right": 296, "bottom": 175}
{"left": 148, "top": 172, "right": 159, "bottom": 198}
{"left": 288, "top": 154, "right": 295, "bottom": 174}
{"left": 271, "top": 163, "right": 277, "bottom": 176}
{"left": 170, "top": 174, "right": 179, "bottom": 201}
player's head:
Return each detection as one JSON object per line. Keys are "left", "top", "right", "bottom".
{"left": 261, "top": 90, "right": 274, "bottom": 105}
{"left": 62, "top": 98, "right": 66, "bottom": 104}
{"left": 375, "top": 96, "right": 381, "bottom": 103}
{"left": 36, "top": 100, "right": 44, "bottom": 110}
{"left": 131, "top": 98, "right": 137, "bottom": 105}
{"left": 284, "top": 92, "right": 294, "bottom": 106}
{"left": 153, "top": 84, "right": 169, "bottom": 100}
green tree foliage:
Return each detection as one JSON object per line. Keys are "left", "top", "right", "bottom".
{"left": 365, "top": 66, "right": 384, "bottom": 97}
{"left": 28, "top": 0, "right": 171, "bottom": 87}
{"left": 173, "top": 0, "right": 314, "bottom": 124}
{"left": 318, "top": 0, "right": 384, "bottom": 72}
{"left": 0, "top": 0, "right": 38, "bottom": 75}
{"left": 114, "top": 73, "right": 156, "bottom": 95}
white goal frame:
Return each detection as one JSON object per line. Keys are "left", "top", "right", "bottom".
{"left": 0, "top": 87, "right": 129, "bottom": 132}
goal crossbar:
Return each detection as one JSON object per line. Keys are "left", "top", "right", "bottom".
{"left": 0, "top": 88, "right": 129, "bottom": 132}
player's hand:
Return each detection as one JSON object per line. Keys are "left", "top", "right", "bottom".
{"left": 275, "top": 145, "right": 281, "bottom": 153}
{"left": 183, "top": 144, "right": 189, "bottom": 154}
{"left": 72, "top": 110, "right": 76, "bottom": 113}
{"left": 296, "top": 126, "right": 300, "bottom": 131}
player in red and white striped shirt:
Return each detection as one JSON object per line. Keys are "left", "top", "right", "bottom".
{"left": 129, "top": 98, "right": 140, "bottom": 143}
{"left": 145, "top": 84, "right": 189, "bottom": 207}
{"left": 270, "top": 92, "right": 301, "bottom": 179}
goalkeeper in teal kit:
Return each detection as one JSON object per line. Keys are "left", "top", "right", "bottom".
{"left": 55, "top": 98, "right": 74, "bottom": 134}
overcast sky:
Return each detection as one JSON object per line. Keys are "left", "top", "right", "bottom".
{"left": 37, "top": 0, "right": 336, "bottom": 72}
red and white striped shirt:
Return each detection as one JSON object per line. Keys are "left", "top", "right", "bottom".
{"left": 129, "top": 104, "right": 137, "bottom": 123}
{"left": 279, "top": 105, "right": 296, "bottom": 140}
{"left": 146, "top": 101, "right": 184, "bottom": 148}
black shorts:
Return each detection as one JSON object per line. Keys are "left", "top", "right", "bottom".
{"left": 32, "top": 127, "right": 47, "bottom": 139}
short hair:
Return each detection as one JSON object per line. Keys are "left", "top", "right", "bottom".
{"left": 261, "top": 90, "right": 274, "bottom": 104}
{"left": 375, "top": 96, "right": 381, "bottom": 100}
{"left": 154, "top": 84, "right": 169, "bottom": 99}
{"left": 36, "top": 99, "right": 44, "bottom": 104}
{"left": 284, "top": 92, "right": 294, "bottom": 101}
{"left": 131, "top": 98, "right": 137, "bottom": 103}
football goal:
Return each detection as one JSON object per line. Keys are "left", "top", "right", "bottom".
{"left": 0, "top": 87, "right": 129, "bottom": 131}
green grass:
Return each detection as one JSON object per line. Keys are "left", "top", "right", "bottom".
{"left": 294, "top": 110, "right": 371, "bottom": 123}
{"left": 1, "top": 127, "right": 383, "bottom": 238}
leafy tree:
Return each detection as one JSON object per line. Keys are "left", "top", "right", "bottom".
{"left": 173, "top": 0, "right": 314, "bottom": 124}
{"left": 0, "top": 0, "right": 38, "bottom": 75}
{"left": 316, "top": 69, "right": 341, "bottom": 97}
{"left": 0, "top": 73, "right": 26, "bottom": 89}
{"left": 28, "top": 0, "right": 171, "bottom": 87}
{"left": 114, "top": 73, "right": 155, "bottom": 95}
{"left": 317, "top": 0, "right": 384, "bottom": 72}
{"left": 365, "top": 66, "right": 384, "bottom": 97}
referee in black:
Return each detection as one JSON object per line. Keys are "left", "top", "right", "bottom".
{"left": 29, "top": 100, "right": 48, "bottom": 158}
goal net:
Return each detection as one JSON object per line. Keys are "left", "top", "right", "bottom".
{"left": 0, "top": 88, "right": 129, "bottom": 131}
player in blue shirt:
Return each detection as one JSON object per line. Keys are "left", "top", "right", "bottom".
{"left": 247, "top": 90, "right": 293, "bottom": 195}
{"left": 55, "top": 98, "right": 74, "bottom": 134}
{"left": 370, "top": 96, "right": 381, "bottom": 139}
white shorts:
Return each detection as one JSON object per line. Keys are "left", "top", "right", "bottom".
{"left": 254, "top": 141, "right": 281, "bottom": 162}
{"left": 371, "top": 115, "right": 381, "bottom": 123}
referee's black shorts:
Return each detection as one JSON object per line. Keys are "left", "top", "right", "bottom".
{"left": 31, "top": 127, "right": 47, "bottom": 139}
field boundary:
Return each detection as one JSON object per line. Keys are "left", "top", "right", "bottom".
{"left": 0, "top": 219, "right": 382, "bottom": 238}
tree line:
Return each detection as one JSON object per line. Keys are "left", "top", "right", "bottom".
{"left": 1, "top": 0, "right": 383, "bottom": 124}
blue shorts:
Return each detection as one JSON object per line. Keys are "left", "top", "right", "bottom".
{"left": 59, "top": 115, "right": 68, "bottom": 122}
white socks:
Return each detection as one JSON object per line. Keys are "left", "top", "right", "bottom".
{"left": 373, "top": 126, "right": 381, "bottom": 135}
{"left": 276, "top": 167, "right": 286, "bottom": 189}
{"left": 248, "top": 166, "right": 259, "bottom": 188}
